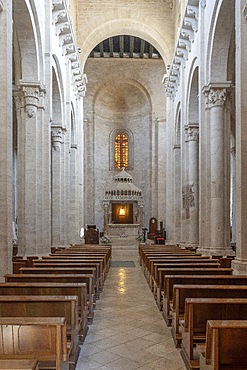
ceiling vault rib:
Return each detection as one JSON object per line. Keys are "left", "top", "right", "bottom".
{"left": 140, "top": 39, "right": 145, "bottom": 58}
{"left": 129, "top": 36, "right": 134, "bottom": 58}
{"left": 119, "top": 35, "right": 124, "bottom": 58}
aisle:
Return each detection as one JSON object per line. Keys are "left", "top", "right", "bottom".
{"left": 76, "top": 247, "right": 186, "bottom": 370}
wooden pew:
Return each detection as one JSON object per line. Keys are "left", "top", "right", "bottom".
{"left": 0, "top": 282, "right": 88, "bottom": 342}
{"left": 0, "top": 295, "right": 79, "bottom": 369}
{"left": 19, "top": 266, "right": 99, "bottom": 300}
{"left": 0, "top": 317, "right": 68, "bottom": 370}
{"left": 0, "top": 359, "right": 39, "bottom": 370}
{"left": 172, "top": 285, "right": 247, "bottom": 348}
{"left": 180, "top": 298, "right": 247, "bottom": 370}
{"left": 42, "top": 255, "right": 107, "bottom": 284}
{"left": 4, "top": 274, "right": 94, "bottom": 323}
{"left": 33, "top": 260, "right": 102, "bottom": 293}
{"left": 49, "top": 252, "right": 110, "bottom": 276}
{"left": 150, "top": 260, "right": 220, "bottom": 298}
{"left": 155, "top": 268, "right": 232, "bottom": 311}
{"left": 198, "top": 320, "right": 247, "bottom": 370}
{"left": 163, "top": 275, "right": 247, "bottom": 326}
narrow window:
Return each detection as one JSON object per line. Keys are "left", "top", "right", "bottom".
{"left": 115, "top": 134, "right": 128, "bottom": 168}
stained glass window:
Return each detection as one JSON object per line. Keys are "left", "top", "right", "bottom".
{"left": 115, "top": 134, "right": 128, "bottom": 169}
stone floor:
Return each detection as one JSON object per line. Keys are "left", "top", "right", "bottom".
{"left": 75, "top": 246, "right": 186, "bottom": 370}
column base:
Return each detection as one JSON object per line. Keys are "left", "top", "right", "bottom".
{"left": 231, "top": 258, "right": 247, "bottom": 275}
{"left": 196, "top": 246, "right": 235, "bottom": 257}
{"left": 179, "top": 242, "right": 199, "bottom": 250}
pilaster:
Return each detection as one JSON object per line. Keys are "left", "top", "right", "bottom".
{"left": 232, "top": 1, "right": 247, "bottom": 273}
{"left": 0, "top": 0, "right": 12, "bottom": 279}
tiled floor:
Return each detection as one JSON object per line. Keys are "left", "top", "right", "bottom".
{"left": 76, "top": 247, "right": 186, "bottom": 370}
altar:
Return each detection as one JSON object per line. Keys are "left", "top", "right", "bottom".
{"left": 102, "top": 168, "right": 144, "bottom": 245}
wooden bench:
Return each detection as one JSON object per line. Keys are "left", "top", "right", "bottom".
{"left": 0, "top": 295, "right": 79, "bottom": 369}
{"left": 150, "top": 260, "right": 220, "bottom": 298}
{"left": 0, "top": 282, "right": 88, "bottom": 342}
{"left": 163, "top": 275, "right": 247, "bottom": 326}
{"left": 19, "top": 266, "right": 99, "bottom": 300}
{"left": 42, "top": 255, "right": 107, "bottom": 284}
{"left": 0, "top": 317, "right": 68, "bottom": 370}
{"left": 155, "top": 268, "right": 232, "bottom": 312}
{"left": 172, "top": 285, "right": 247, "bottom": 348}
{"left": 33, "top": 260, "right": 102, "bottom": 293}
{"left": 4, "top": 273, "right": 94, "bottom": 323}
{"left": 145, "top": 256, "right": 214, "bottom": 283}
{"left": 198, "top": 320, "right": 247, "bottom": 370}
{"left": 0, "top": 359, "right": 39, "bottom": 370}
{"left": 48, "top": 252, "right": 110, "bottom": 276}
{"left": 180, "top": 298, "right": 247, "bottom": 370}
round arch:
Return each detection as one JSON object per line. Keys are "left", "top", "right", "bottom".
{"left": 206, "top": 0, "right": 235, "bottom": 83}
{"left": 79, "top": 19, "right": 171, "bottom": 69}
{"left": 13, "top": 0, "right": 43, "bottom": 81}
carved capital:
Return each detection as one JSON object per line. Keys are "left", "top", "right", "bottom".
{"left": 243, "top": 5, "right": 247, "bottom": 20}
{"left": 188, "top": 126, "right": 199, "bottom": 141}
{"left": 51, "top": 126, "right": 66, "bottom": 150}
{"left": 203, "top": 83, "right": 231, "bottom": 108}
{"left": 199, "top": 0, "right": 206, "bottom": 9}
{"left": 14, "top": 82, "right": 46, "bottom": 117}
{"left": 208, "top": 88, "right": 227, "bottom": 107}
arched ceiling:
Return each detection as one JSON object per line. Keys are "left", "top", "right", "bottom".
{"left": 89, "top": 35, "right": 161, "bottom": 59}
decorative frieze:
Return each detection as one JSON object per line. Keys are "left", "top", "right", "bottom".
{"left": 165, "top": 0, "right": 199, "bottom": 97}
{"left": 52, "top": 0, "right": 87, "bottom": 97}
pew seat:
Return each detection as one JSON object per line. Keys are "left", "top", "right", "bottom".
{"left": 180, "top": 298, "right": 247, "bottom": 370}
{"left": 0, "top": 317, "right": 68, "bottom": 370}
{"left": 0, "top": 295, "right": 79, "bottom": 369}
{"left": 0, "top": 282, "right": 88, "bottom": 342}
{"left": 198, "top": 320, "right": 247, "bottom": 370}
{"left": 172, "top": 285, "right": 247, "bottom": 348}
{"left": 0, "top": 359, "right": 39, "bottom": 370}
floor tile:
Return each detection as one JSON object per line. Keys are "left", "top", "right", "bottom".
{"left": 75, "top": 245, "right": 186, "bottom": 370}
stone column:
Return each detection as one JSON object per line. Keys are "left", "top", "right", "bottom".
{"left": 187, "top": 126, "right": 199, "bottom": 246}
{"left": 173, "top": 144, "right": 181, "bottom": 243}
{"left": 51, "top": 126, "right": 65, "bottom": 246}
{"left": 180, "top": 126, "right": 190, "bottom": 246}
{"left": 206, "top": 84, "right": 233, "bottom": 256}
{"left": 230, "top": 145, "right": 236, "bottom": 244}
{"left": 103, "top": 201, "right": 110, "bottom": 234}
{"left": 14, "top": 82, "right": 49, "bottom": 257}
{"left": 69, "top": 144, "right": 78, "bottom": 244}
{"left": 0, "top": 0, "right": 13, "bottom": 278}
{"left": 232, "top": 1, "right": 247, "bottom": 273}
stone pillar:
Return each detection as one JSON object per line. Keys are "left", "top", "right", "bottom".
{"left": 206, "top": 84, "right": 233, "bottom": 256}
{"left": 69, "top": 144, "right": 78, "bottom": 244}
{"left": 187, "top": 126, "right": 199, "bottom": 246}
{"left": 230, "top": 145, "right": 236, "bottom": 244}
{"left": 232, "top": 1, "right": 247, "bottom": 273}
{"left": 180, "top": 126, "right": 190, "bottom": 246}
{"left": 0, "top": 0, "right": 13, "bottom": 278}
{"left": 173, "top": 144, "right": 181, "bottom": 243}
{"left": 51, "top": 126, "right": 65, "bottom": 246}
{"left": 14, "top": 82, "right": 49, "bottom": 257}
{"left": 103, "top": 201, "right": 110, "bottom": 234}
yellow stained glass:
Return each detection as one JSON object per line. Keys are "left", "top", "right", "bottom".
{"left": 115, "top": 134, "right": 128, "bottom": 169}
